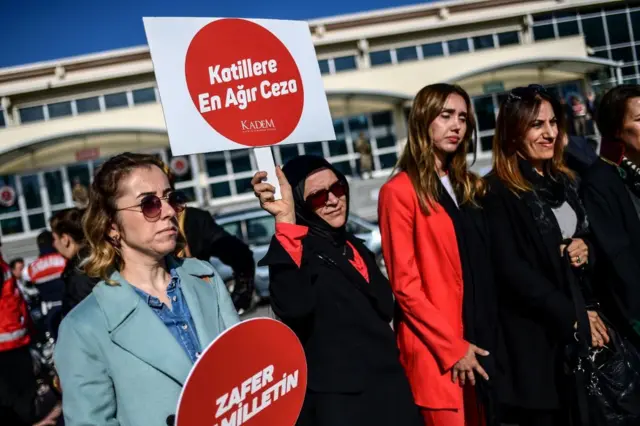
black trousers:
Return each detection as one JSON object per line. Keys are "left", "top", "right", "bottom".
{"left": 296, "top": 372, "right": 422, "bottom": 426}
{"left": 501, "top": 405, "right": 566, "bottom": 426}
{"left": 0, "top": 345, "right": 38, "bottom": 425}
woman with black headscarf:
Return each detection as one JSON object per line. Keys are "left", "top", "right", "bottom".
{"left": 251, "top": 156, "right": 421, "bottom": 426}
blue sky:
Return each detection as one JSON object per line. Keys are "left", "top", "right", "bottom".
{"left": 1, "top": 0, "right": 434, "bottom": 68}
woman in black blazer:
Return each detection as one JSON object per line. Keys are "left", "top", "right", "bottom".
{"left": 579, "top": 84, "right": 640, "bottom": 344}
{"left": 483, "top": 85, "right": 608, "bottom": 426}
{"left": 250, "top": 156, "right": 421, "bottom": 426}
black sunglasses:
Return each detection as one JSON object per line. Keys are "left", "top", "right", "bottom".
{"left": 118, "top": 191, "right": 187, "bottom": 221}
{"left": 305, "top": 180, "right": 347, "bottom": 210}
{"left": 507, "top": 84, "right": 547, "bottom": 102}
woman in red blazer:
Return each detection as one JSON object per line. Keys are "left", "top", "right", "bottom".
{"left": 378, "top": 83, "right": 498, "bottom": 426}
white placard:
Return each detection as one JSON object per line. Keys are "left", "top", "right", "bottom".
{"left": 143, "top": 17, "right": 335, "bottom": 156}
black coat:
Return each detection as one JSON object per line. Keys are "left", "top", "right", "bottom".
{"left": 580, "top": 159, "right": 640, "bottom": 342}
{"left": 61, "top": 251, "right": 99, "bottom": 316}
{"left": 182, "top": 207, "right": 255, "bottom": 276}
{"left": 259, "top": 233, "right": 420, "bottom": 426}
{"left": 483, "top": 175, "right": 591, "bottom": 410}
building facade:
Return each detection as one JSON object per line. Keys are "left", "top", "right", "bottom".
{"left": 0, "top": 0, "right": 634, "bottom": 257}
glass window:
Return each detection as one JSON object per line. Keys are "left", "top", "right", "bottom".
{"left": 328, "top": 140, "right": 348, "bottom": 157}
{"left": 473, "top": 96, "right": 496, "bottom": 132}
{"left": 473, "top": 35, "right": 494, "bottom": 51}
{"left": 611, "top": 46, "right": 634, "bottom": 64}
{"left": 554, "top": 9, "right": 578, "bottom": 19}
{"left": 222, "top": 222, "right": 242, "bottom": 240}
{"left": 19, "top": 106, "right": 45, "bottom": 124}
{"left": 369, "top": 50, "right": 392, "bottom": 67}
{"left": 67, "top": 164, "right": 91, "bottom": 189}
{"left": 318, "top": 59, "right": 330, "bottom": 75}
{"left": 303, "top": 142, "right": 323, "bottom": 157}
{"left": 533, "top": 12, "right": 553, "bottom": 23}
{"left": 210, "top": 181, "right": 232, "bottom": 198}
{"left": 622, "top": 65, "right": 637, "bottom": 77}
{"left": 179, "top": 187, "right": 196, "bottom": 203}
{"left": 447, "top": 38, "right": 469, "bottom": 55}
{"left": 132, "top": 88, "right": 156, "bottom": 105}
{"left": 278, "top": 145, "right": 298, "bottom": 164}
{"left": 235, "top": 177, "right": 253, "bottom": 194}
{"left": 591, "top": 48, "right": 610, "bottom": 59}
{"left": 498, "top": 31, "right": 519, "bottom": 46}
{"left": 333, "top": 119, "right": 346, "bottom": 135}
{"left": 47, "top": 101, "right": 72, "bottom": 119}
{"left": 0, "top": 109, "right": 5, "bottom": 128}
{"left": 0, "top": 176, "right": 18, "bottom": 214}
{"left": 631, "top": 11, "right": 640, "bottom": 40}
{"left": 557, "top": 20, "right": 579, "bottom": 38}
{"left": 332, "top": 161, "right": 354, "bottom": 176}
{"left": 379, "top": 152, "right": 398, "bottom": 170}
{"left": 76, "top": 96, "right": 101, "bottom": 114}
{"left": 376, "top": 134, "right": 396, "bottom": 149}
{"left": 229, "top": 150, "right": 252, "bottom": 173}
{"left": 1, "top": 218, "right": 23, "bottom": 236}
{"left": 44, "top": 171, "right": 65, "bottom": 205}
{"left": 422, "top": 42, "right": 443, "bottom": 58}
{"left": 21, "top": 175, "right": 41, "bottom": 209}
{"left": 480, "top": 135, "right": 494, "bottom": 152}
{"left": 396, "top": 46, "right": 418, "bottom": 63}
{"left": 28, "top": 214, "right": 46, "bottom": 232}
{"left": 246, "top": 216, "right": 275, "bottom": 246}
{"left": 533, "top": 24, "right": 555, "bottom": 41}
{"left": 104, "top": 92, "right": 128, "bottom": 109}
{"left": 606, "top": 13, "right": 631, "bottom": 45}
{"left": 206, "top": 153, "right": 227, "bottom": 177}
{"left": 582, "top": 17, "right": 607, "bottom": 47}
{"left": 347, "top": 115, "right": 368, "bottom": 133}
{"left": 371, "top": 111, "right": 392, "bottom": 127}
{"left": 333, "top": 55, "right": 357, "bottom": 72}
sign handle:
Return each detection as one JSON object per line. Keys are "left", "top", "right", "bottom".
{"left": 254, "top": 147, "right": 282, "bottom": 201}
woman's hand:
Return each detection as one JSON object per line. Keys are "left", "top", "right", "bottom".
{"left": 251, "top": 167, "right": 296, "bottom": 224}
{"left": 451, "top": 344, "right": 489, "bottom": 387}
{"left": 588, "top": 310, "right": 610, "bottom": 348}
{"left": 560, "top": 238, "right": 589, "bottom": 268}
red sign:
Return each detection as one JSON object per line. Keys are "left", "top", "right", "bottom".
{"left": 170, "top": 157, "right": 190, "bottom": 177}
{"left": 0, "top": 186, "right": 15, "bottom": 207}
{"left": 176, "top": 318, "right": 307, "bottom": 426}
{"left": 75, "top": 148, "right": 100, "bottom": 161}
{"left": 184, "top": 19, "right": 304, "bottom": 148}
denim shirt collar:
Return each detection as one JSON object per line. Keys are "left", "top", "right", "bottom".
{"left": 133, "top": 268, "right": 180, "bottom": 308}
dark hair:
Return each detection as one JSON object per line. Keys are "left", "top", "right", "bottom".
{"left": 50, "top": 208, "right": 85, "bottom": 243}
{"left": 596, "top": 84, "right": 640, "bottom": 162}
{"left": 493, "top": 84, "right": 573, "bottom": 193}
{"left": 37, "top": 230, "right": 54, "bottom": 251}
{"left": 9, "top": 258, "right": 24, "bottom": 269}
{"left": 82, "top": 152, "right": 182, "bottom": 282}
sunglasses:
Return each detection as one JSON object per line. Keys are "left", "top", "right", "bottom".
{"left": 507, "top": 84, "right": 547, "bottom": 102}
{"left": 305, "top": 180, "right": 347, "bottom": 211}
{"left": 118, "top": 191, "right": 187, "bottom": 221}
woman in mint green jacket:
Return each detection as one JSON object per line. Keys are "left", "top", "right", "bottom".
{"left": 54, "top": 153, "right": 239, "bottom": 426}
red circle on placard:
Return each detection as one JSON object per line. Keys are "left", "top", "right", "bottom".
{"left": 176, "top": 318, "right": 307, "bottom": 426}
{"left": 185, "top": 19, "right": 304, "bottom": 147}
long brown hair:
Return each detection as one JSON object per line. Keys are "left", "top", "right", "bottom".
{"left": 492, "top": 85, "right": 573, "bottom": 194}
{"left": 82, "top": 152, "right": 184, "bottom": 283}
{"left": 397, "top": 83, "right": 485, "bottom": 214}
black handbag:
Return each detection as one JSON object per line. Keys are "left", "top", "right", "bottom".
{"left": 563, "top": 246, "right": 640, "bottom": 426}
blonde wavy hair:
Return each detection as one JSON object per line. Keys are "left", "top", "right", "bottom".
{"left": 82, "top": 152, "right": 185, "bottom": 284}
{"left": 397, "top": 83, "right": 486, "bottom": 215}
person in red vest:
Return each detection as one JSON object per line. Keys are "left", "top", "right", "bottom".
{"left": 0, "top": 237, "right": 61, "bottom": 425}
{"left": 24, "top": 231, "right": 67, "bottom": 340}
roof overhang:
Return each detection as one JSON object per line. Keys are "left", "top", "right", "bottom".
{"left": 447, "top": 56, "right": 622, "bottom": 83}
{"left": 326, "top": 89, "right": 412, "bottom": 118}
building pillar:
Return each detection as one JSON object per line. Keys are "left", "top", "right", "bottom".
{"left": 392, "top": 102, "right": 409, "bottom": 152}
